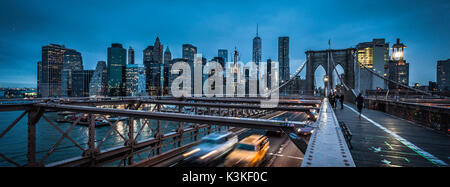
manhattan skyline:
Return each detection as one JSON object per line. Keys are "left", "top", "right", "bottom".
{"left": 0, "top": 0, "right": 449, "bottom": 88}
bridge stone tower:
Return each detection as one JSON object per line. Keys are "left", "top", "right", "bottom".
{"left": 305, "top": 48, "right": 356, "bottom": 93}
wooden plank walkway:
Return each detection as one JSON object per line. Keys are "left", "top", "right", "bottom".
{"left": 334, "top": 103, "right": 449, "bottom": 167}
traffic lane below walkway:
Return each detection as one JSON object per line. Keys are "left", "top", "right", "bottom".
{"left": 176, "top": 112, "right": 306, "bottom": 167}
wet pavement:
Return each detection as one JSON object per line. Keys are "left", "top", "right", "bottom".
{"left": 334, "top": 103, "right": 449, "bottom": 167}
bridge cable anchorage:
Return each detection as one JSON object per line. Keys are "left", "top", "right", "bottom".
{"left": 350, "top": 52, "right": 440, "bottom": 97}
{"left": 269, "top": 55, "right": 309, "bottom": 94}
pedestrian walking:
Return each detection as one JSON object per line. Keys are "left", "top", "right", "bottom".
{"left": 355, "top": 93, "right": 364, "bottom": 119}
{"left": 339, "top": 93, "right": 345, "bottom": 109}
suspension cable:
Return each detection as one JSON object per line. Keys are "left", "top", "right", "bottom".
{"left": 329, "top": 51, "right": 351, "bottom": 91}
{"left": 269, "top": 56, "right": 309, "bottom": 94}
{"left": 352, "top": 52, "right": 435, "bottom": 96}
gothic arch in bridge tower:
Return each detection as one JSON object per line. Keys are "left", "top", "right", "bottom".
{"left": 332, "top": 64, "right": 345, "bottom": 89}
{"left": 305, "top": 48, "right": 356, "bottom": 93}
{"left": 313, "top": 64, "right": 326, "bottom": 90}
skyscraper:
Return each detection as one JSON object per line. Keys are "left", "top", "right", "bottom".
{"left": 72, "top": 70, "right": 94, "bottom": 97}
{"left": 182, "top": 44, "right": 197, "bottom": 61}
{"left": 252, "top": 25, "right": 262, "bottom": 95}
{"left": 278, "top": 37, "right": 290, "bottom": 84}
{"left": 138, "top": 67, "right": 146, "bottom": 96}
{"left": 267, "top": 58, "right": 272, "bottom": 89}
{"left": 39, "top": 44, "right": 68, "bottom": 97}
{"left": 143, "top": 45, "right": 154, "bottom": 63}
{"left": 252, "top": 25, "right": 262, "bottom": 66}
{"left": 107, "top": 43, "right": 127, "bottom": 96}
{"left": 233, "top": 48, "right": 239, "bottom": 63}
{"left": 144, "top": 37, "right": 163, "bottom": 96}
{"left": 125, "top": 64, "right": 144, "bottom": 96}
{"left": 218, "top": 49, "right": 228, "bottom": 63}
{"left": 128, "top": 46, "right": 135, "bottom": 65}
{"left": 89, "top": 61, "right": 107, "bottom": 97}
{"left": 153, "top": 37, "right": 163, "bottom": 64}
{"left": 61, "top": 49, "right": 83, "bottom": 97}
{"left": 163, "top": 46, "right": 172, "bottom": 96}
{"left": 437, "top": 59, "right": 450, "bottom": 91}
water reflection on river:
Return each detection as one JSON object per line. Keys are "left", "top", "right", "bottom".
{"left": 0, "top": 110, "right": 195, "bottom": 166}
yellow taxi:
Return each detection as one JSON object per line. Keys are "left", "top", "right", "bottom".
{"left": 224, "top": 135, "right": 269, "bottom": 167}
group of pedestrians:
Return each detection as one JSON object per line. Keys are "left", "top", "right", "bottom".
{"left": 328, "top": 92, "right": 345, "bottom": 109}
{"left": 328, "top": 91, "right": 365, "bottom": 119}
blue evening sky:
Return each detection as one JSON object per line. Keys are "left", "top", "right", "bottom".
{"left": 0, "top": 0, "right": 449, "bottom": 88}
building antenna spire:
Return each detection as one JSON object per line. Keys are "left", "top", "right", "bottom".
{"left": 256, "top": 24, "right": 259, "bottom": 37}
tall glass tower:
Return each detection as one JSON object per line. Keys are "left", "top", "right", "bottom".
{"left": 278, "top": 37, "right": 290, "bottom": 84}
{"left": 252, "top": 25, "right": 262, "bottom": 66}
{"left": 107, "top": 43, "right": 127, "bottom": 96}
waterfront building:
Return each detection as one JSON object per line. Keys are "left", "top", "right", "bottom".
{"left": 39, "top": 44, "right": 71, "bottom": 97}
{"left": 61, "top": 49, "right": 83, "bottom": 97}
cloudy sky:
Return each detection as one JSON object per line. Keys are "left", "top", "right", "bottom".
{"left": 0, "top": 0, "right": 449, "bottom": 88}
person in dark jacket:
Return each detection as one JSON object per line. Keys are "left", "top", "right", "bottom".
{"left": 355, "top": 93, "right": 364, "bottom": 119}
{"left": 339, "top": 93, "right": 345, "bottom": 109}
{"left": 328, "top": 92, "right": 336, "bottom": 109}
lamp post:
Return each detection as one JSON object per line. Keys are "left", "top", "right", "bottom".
{"left": 324, "top": 75, "right": 329, "bottom": 97}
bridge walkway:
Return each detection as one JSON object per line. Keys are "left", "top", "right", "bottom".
{"left": 334, "top": 102, "right": 449, "bottom": 167}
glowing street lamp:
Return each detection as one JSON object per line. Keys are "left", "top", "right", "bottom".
{"left": 392, "top": 38, "right": 406, "bottom": 62}
{"left": 323, "top": 75, "right": 329, "bottom": 96}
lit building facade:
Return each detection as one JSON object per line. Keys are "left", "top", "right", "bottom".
{"left": 437, "top": 59, "right": 450, "bottom": 91}
{"left": 61, "top": 49, "right": 83, "bottom": 97}
{"left": 356, "top": 38, "right": 389, "bottom": 91}
{"left": 125, "top": 64, "right": 145, "bottom": 96}
{"left": 39, "top": 44, "right": 68, "bottom": 97}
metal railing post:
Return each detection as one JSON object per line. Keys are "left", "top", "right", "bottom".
{"left": 127, "top": 116, "right": 135, "bottom": 165}
{"left": 26, "top": 107, "right": 43, "bottom": 167}
{"left": 155, "top": 120, "right": 162, "bottom": 155}
{"left": 86, "top": 113, "right": 98, "bottom": 166}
